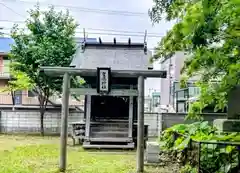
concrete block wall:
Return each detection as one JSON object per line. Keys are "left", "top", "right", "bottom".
{"left": 0, "top": 110, "right": 162, "bottom": 137}
{"left": 0, "top": 111, "right": 225, "bottom": 137}
{"left": 0, "top": 110, "right": 84, "bottom": 134}
{"left": 162, "top": 112, "right": 227, "bottom": 130}
{"left": 144, "top": 112, "right": 161, "bottom": 137}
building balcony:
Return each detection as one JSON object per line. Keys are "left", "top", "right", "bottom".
{"left": 0, "top": 72, "right": 10, "bottom": 79}
{"left": 0, "top": 93, "right": 13, "bottom": 104}
{"left": 0, "top": 93, "right": 83, "bottom": 106}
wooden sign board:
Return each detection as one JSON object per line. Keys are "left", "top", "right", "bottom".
{"left": 97, "top": 67, "right": 111, "bottom": 94}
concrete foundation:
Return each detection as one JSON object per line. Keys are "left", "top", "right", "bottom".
{"left": 145, "top": 141, "right": 160, "bottom": 163}
{"left": 213, "top": 119, "right": 240, "bottom": 132}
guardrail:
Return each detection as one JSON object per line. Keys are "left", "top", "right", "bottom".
{"left": 173, "top": 133, "right": 240, "bottom": 173}
{"left": 0, "top": 72, "right": 10, "bottom": 78}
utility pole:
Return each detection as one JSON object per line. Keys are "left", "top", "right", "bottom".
{"left": 168, "top": 56, "right": 173, "bottom": 106}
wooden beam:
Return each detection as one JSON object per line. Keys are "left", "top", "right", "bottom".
{"left": 59, "top": 73, "right": 70, "bottom": 172}
{"left": 40, "top": 66, "right": 167, "bottom": 78}
{"left": 85, "top": 95, "right": 91, "bottom": 140}
{"left": 137, "top": 76, "right": 144, "bottom": 173}
{"left": 70, "top": 88, "right": 138, "bottom": 96}
{"left": 128, "top": 96, "right": 133, "bottom": 138}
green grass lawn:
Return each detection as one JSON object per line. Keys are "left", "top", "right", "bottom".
{"left": 0, "top": 135, "right": 174, "bottom": 173}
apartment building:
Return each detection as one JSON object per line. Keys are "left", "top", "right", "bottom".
{"left": 160, "top": 52, "right": 200, "bottom": 112}
{"left": 0, "top": 36, "right": 96, "bottom": 108}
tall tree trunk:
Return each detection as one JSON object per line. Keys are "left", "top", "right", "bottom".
{"left": 40, "top": 109, "right": 45, "bottom": 136}
{"left": 38, "top": 92, "right": 49, "bottom": 136}
{"left": 39, "top": 95, "right": 45, "bottom": 136}
{"left": 10, "top": 90, "right": 15, "bottom": 111}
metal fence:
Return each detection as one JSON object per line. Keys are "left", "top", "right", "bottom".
{"left": 195, "top": 141, "right": 240, "bottom": 173}
{"left": 174, "top": 133, "right": 240, "bottom": 173}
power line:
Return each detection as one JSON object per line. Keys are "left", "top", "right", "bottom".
{"left": 0, "top": 3, "right": 158, "bottom": 35}
{"left": 75, "top": 28, "right": 162, "bottom": 36}
{"left": 1, "top": 26, "right": 164, "bottom": 38}
{"left": 1, "top": 30, "right": 162, "bottom": 38}
{"left": 0, "top": 2, "right": 26, "bottom": 18}
{"left": 0, "top": 3, "right": 160, "bottom": 49}
{"left": 0, "top": 2, "right": 25, "bottom": 18}
{"left": 0, "top": 32, "right": 156, "bottom": 50}
{"left": 0, "top": 3, "right": 164, "bottom": 36}
{"left": 1, "top": 1, "right": 148, "bottom": 17}
{"left": 0, "top": 19, "right": 25, "bottom": 23}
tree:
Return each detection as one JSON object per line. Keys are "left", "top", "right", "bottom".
{"left": 149, "top": 0, "right": 240, "bottom": 119}
{"left": 10, "top": 5, "right": 78, "bottom": 135}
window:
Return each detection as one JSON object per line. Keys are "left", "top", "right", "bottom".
{"left": 188, "top": 87, "right": 200, "bottom": 97}
{"left": 153, "top": 96, "right": 160, "bottom": 107}
{"left": 28, "top": 90, "right": 36, "bottom": 97}
{"left": 177, "top": 102, "right": 186, "bottom": 113}
{"left": 176, "top": 90, "right": 185, "bottom": 100}
{"left": 3, "top": 60, "right": 10, "bottom": 73}
{"left": 173, "top": 82, "right": 180, "bottom": 92}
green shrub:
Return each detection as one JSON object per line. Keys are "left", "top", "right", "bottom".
{"left": 180, "top": 164, "right": 198, "bottom": 173}
{"left": 159, "top": 121, "right": 240, "bottom": 173}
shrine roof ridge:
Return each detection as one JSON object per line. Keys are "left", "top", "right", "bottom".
{"left": 83, "top": 42, "right": 145, "bottom": 48}
{"left": 82, "top": 37, "right": 146, "bottom": 49}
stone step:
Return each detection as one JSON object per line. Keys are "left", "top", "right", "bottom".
{"left": 88, "top": 137, "right": 132, "bottom": 142}
{"left": 91, "top": 123, "right": 129, "bottom": 127}
{"left": 92, "top": 119, "right": 129, "bottom": 122}
{"left": 91, "top": 126, "right": 129, "bottom": 131}
{"left": 91, "top": 121, "right": 129, "bottom": 125}
{"left": 83, "top": 142, "right": 135, "bottom": 149}
{"left": 91, "top": 126, "right": 128, "bottom": 132}
{"left": 91, "top": 131, "right": 128, "bottom": 138}
{"left": 92, "top": 131, "right": 128, "bottom": 135}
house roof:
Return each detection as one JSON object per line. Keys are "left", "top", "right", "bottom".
{"left": 75, "top": 37, "right": 97, "bottom": 44}
{"left": 71, "top": 40, "right": 153, "bottom": 70}
{"left": 0, "top": 37, "right": 14, "bottom": 53}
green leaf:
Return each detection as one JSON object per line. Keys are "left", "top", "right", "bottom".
{"left": 150, "top": 0, "right": 240, "bottom": 119}
{"left": 6, "top": 6, "right": 80, "bottom": 135}
{"left": 9, "top": 5, "right": 78, "bottom": 101}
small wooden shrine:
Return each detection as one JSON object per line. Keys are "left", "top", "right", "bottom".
{"left": 41, "top": 38, "right": 167, "bottom": 172}
{"left": 69, "top": 38, "right": 164, "bottom": 149}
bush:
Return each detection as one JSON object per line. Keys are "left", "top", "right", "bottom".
{"left": 159, "top": 121, "right": 240, "bottom": 173}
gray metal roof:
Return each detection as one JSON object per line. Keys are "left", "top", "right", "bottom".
{"left": 71, "top": 41, "right": 152, "bottom": 70}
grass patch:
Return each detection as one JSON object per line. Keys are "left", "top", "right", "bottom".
{"left": 0, "top": 135, "right": 174, "bottom": 173}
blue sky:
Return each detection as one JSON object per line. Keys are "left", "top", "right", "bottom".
{"left": 0, "top": 0, "right": 174, "bottom": 95}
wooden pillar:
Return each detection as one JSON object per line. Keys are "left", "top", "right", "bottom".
{"left": 85, "top": 95, "right": 91, "bottom": 140}
{"left": 128, "top": 96, "right": 133, "bottom": 138}
{"left": 137, "top": 76, "right": 144, "bottom": 173}
{"left": 59, "top": 72, "right": 70, "bottom": 172}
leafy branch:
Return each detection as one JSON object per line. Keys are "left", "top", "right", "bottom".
{"left": 149, "top": 0, "right": 240, "bottom": 119}
{"left": 9, "top": 5, "right": 78, "bottom": 135}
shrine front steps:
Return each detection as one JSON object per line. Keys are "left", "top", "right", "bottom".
{"left": 82, "top": 141, "right": 135, "bottom": 149}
